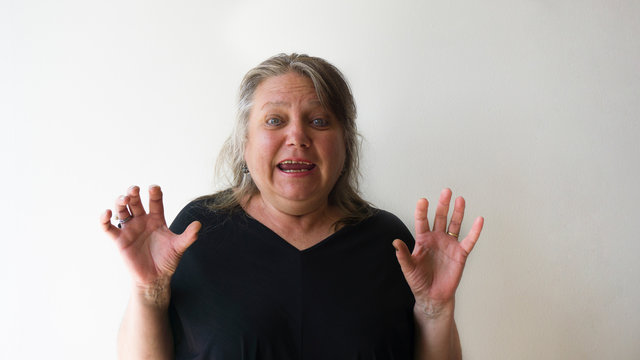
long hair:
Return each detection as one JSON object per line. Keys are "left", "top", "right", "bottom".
{"left": 203, "top": 53, "right": 373, "bottom": 228}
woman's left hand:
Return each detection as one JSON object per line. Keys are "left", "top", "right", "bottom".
{"left": 393, "top": 188, "right": 484, "bottom": 317}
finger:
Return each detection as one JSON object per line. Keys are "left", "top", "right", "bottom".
{"left": 174, "top": 221, "right": 202, "bottom": 255}
{"left": 100, "top": 209, "right": 120, "bottom": 239}
{"left": 433, "top": 188, "right": 452, "bottom": 232}
{"left": 460, "top": 217, "right": 484, "bottom": 254}
{"left": 127, "top": 185, "right": 146, "bottom": 216}
{"left": 447, "top": 196, "right": 465, "bottom": 238}
{"left": 392, "top": 239, "right": 416, "bottom": 275}
{"left": 148, "top": 185, "right": 165, "bottom": 220}
{"left": 115, "top": 195, "right": 132, "bottom": 223}
{"left": 414, "top": 198, "right": 430, "bottom": 235}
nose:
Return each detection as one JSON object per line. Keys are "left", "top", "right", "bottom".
{"left": 286, "top": 120, "right": 310, "bottom": 148}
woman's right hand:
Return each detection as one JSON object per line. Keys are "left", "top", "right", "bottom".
{"left": 100, "top": 185, "right": 201, "bottom": 304}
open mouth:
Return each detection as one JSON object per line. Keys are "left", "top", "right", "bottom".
{"left": 277, "top": 160, "right": 316, "bottom": 173}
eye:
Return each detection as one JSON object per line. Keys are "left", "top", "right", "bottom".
{"left": 266, "top": 117, "right": 282, "bottom": 126}
{"left": 311, "top": 118, "right": 329, "bottom": 128}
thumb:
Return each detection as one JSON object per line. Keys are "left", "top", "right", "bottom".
{"left": 175, "top": 221, "right": 202, "bottom": 255}
{"left": 392, "top": 239, "right": 415, "bottom": 275}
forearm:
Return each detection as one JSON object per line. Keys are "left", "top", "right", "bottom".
{"left": 413, "top": 300, "right": 462, "bottom": 360}
{"left": 118, "top": 279, "right": 174, "bottom": 360}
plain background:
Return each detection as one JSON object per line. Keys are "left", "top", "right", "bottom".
{"left": 1, "top": 0, "right": 639, "bottom": 359}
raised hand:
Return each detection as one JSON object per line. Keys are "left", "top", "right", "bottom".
{"left": 100, "top": 185, "right": 201, "bottom": 293}
{"left": 393, "top": 188, "right": 484, "bottom": 316}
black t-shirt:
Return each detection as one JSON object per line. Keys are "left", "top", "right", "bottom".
{"left": 169, "top": 199, "right": 416, "bottom": 359}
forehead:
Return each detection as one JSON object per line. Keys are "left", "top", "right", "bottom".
{"left": 253, "top": 72, "right": 322, "bottom": 109}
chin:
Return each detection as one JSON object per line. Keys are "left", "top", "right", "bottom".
{"left": 281, "top": 189, "right": 330, "bottom": 206}
{"left": 282, "top": 192, "right": 320, "bottom": 203}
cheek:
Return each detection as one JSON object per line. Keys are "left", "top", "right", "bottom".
{"left": 245, "top": 133, "right": 279, "bottom": 168}
{"left": 327, "top": 137, "right": 347, "bottom": 171}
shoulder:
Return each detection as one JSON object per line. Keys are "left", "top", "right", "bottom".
{"left": 366, "top": 208, "right": 409, "bottom": 230}
{"left": 370, "top": 208, "right": 406, "bottom": 224}
{"left": 349, "top": 208, "right": 414, "bottom": 244}
{"left": 169, "top": 190, "right": 238, "bottom": 234}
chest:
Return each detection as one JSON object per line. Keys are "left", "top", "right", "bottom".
{"left": 169, "top": 218, "right": 415, "bottom": 358}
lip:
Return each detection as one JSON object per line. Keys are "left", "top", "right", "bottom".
{"left": 277, "top": 158, "right": 317, "bottom": 176}
{"left": 277, "top": 158, "right": 314, "bottom": 164}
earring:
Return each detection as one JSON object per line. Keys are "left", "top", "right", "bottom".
{"left": 241, "top": 164, "right": 250, "bottom": 174}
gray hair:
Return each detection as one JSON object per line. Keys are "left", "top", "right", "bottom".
{"left": 207, "top": 53, "right": 372, "bottom": 227}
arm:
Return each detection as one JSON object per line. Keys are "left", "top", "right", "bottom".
{"left": 393, "top": 189, "right": 484, "bottom": 360}
{"left": 100, "top": 185, "right": 200, "bottom": 360}
{"left": 413, "top": 301, "right": 461, "bottom": 360}
{"left": 118, "top": 279, "right": 173, "bottom": 360}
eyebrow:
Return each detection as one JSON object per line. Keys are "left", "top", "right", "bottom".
{"left": 260, "top": 100, "right": 323, "bottom": 110}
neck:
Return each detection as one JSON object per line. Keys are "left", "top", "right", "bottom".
{"left": 244, "top": 194, "right": 341, "bottom": 250}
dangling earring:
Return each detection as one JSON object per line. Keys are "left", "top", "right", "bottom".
{"left": 241, "top": 164, "right": 250, "bottom": 174}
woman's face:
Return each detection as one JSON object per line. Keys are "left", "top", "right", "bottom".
{"left": 244, "top": 72, "right": 346, "bottom": 215}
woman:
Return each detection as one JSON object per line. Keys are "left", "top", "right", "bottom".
{"left": 101, "top": 53, "right": 484, "bottom": 360}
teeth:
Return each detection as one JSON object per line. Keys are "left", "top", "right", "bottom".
{"left": 281, "top": 169, "right": 311, "bottom": 173}
{"left": 279, "top": 160, "right": 312, "bottom": 165}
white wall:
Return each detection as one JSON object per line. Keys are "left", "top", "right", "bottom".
{"left": 1, "top": 0, "right": 638, "bottom": 358}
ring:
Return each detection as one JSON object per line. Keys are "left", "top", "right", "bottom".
{"left": 447, "top": 231, "right": 459, "bottom": 238}
{"left": 117, "top": 215, "right": 133, "bottom": 228}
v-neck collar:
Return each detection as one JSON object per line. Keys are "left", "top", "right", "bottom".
{"left": 240, "top": 210, "right": 352, "bottom": 254}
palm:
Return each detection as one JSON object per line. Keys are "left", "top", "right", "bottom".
{"left": 394, "top": 189, "right": 483, "bottom": 309}
{"left": 101, "top": 186, "right": 201, "bottom": 287}
{"left": 403, "top": 231, "right": 469, "bottom": 303}
{"left": 115, "top": 214, "right": 183, "bottom": 285}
